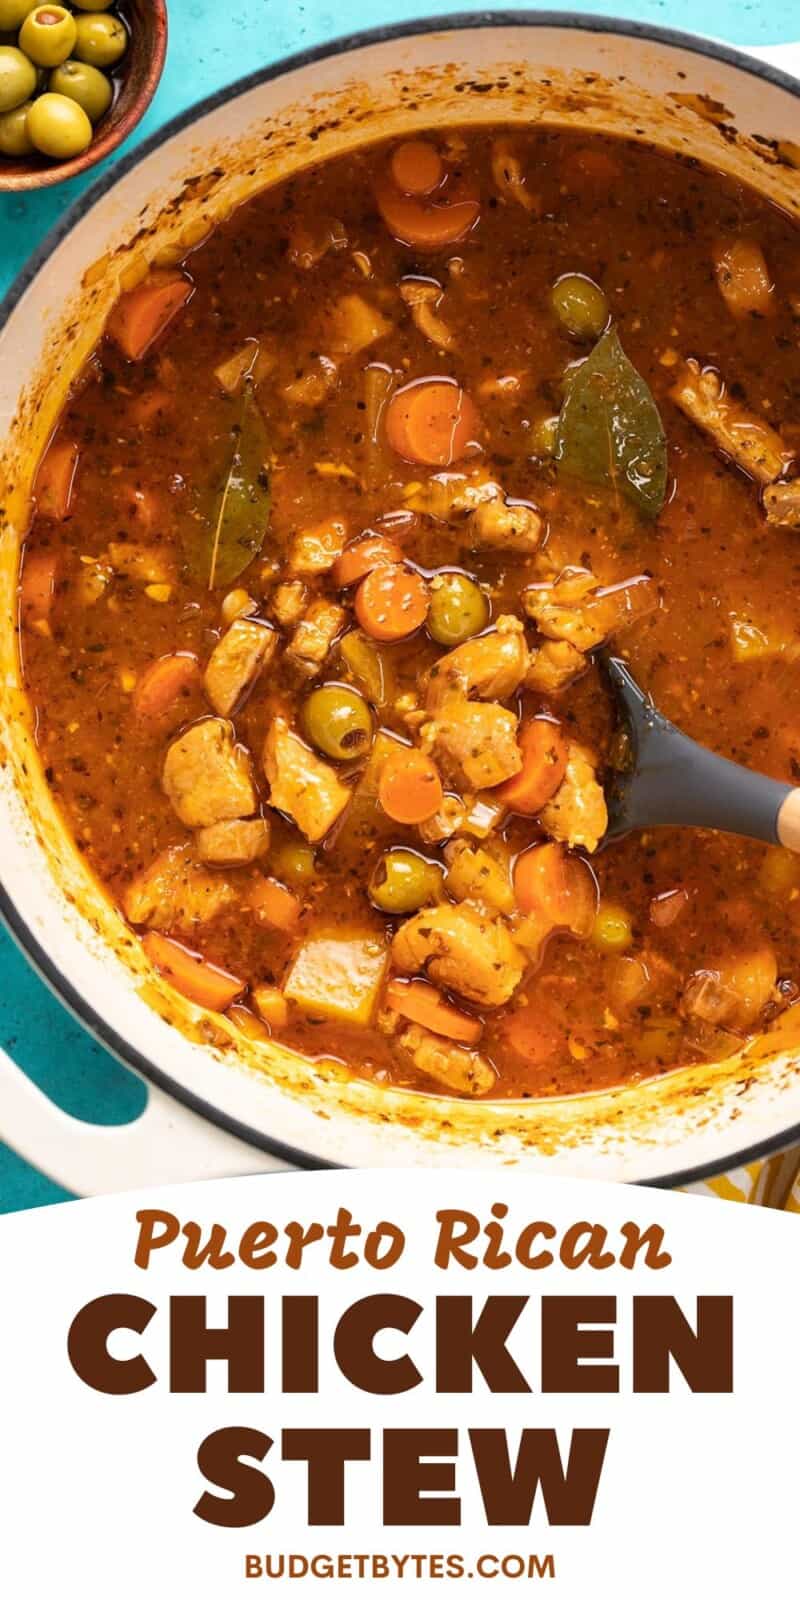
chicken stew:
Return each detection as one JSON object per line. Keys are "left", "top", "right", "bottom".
{"left": 18, "top": 127, "right": 800, "bottom": 1100}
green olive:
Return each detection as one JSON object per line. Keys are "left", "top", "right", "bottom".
{"left": 427, "top": 572, "right": 489, "bottom": 647}
{"left": 0, "top": 46, "right": 36, "bottom": 111}
{"left": 19, "top": 5, "right": 77, "bottom": 68}
{"left": 76, "top": 0, "right": 119, "bottom": 8}
{"left": 591, "top": 903, "right": 633, "bottom": 954}
{"left": 26, "top": 91, "right": 92, "bottom": 157}
{"left": 369, "top": 848, "right": 443, "bottom": 914}
{"left": 302, "top": 684, "right": 373, "bottom": 762}
{"left": 550, "top": 273, "right": 610, "bottom": 341}
{"left": 50, "top": 58, "right": 112, "bottom": 121}
{"left": 73, "top": 11, "right": 127, "bottom": 68}
{"left": 0, "top": 98, "right": 32, "bottom": 153}
{"left": 531, "top": 413, "right": 559, "bottom": 459}
{"left": 0, "top": 0, "right": 36, "bottom": 27}
{"left": 270, "top": 838, "right": 316, "bottom": 888}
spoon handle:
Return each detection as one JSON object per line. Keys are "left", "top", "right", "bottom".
{"left": 777, "top": 790, "right": 800, "bottom": 852}
{"left": 603, "top": 656, "right": 796, "bottom": 848}
{"left": 633, "top": 728, "right": 792, "bottom": 845}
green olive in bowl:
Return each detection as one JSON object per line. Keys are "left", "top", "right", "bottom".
{"left": 0, "top": 46, "right": 37, "bottom": 112}
{"left": 0, "top": 0, "right": 36, "bottom": 25}
{"left": 74, "top": 11, "right": 127, "bottom": 69}
{"left": 27, "top": 90, "right": 92, "bottom": 157}
{"left": 0, "top": 99, "right": 33, "bottom": 154}
{"left": 19, "top": 6, "right": 77, "bottom": 69}
{"left": 50, "top": 58, "right": 112, "bottom": 122}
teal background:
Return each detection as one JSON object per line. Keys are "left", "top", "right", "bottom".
{"left": 0, "top": 0, "right": 797, "bottom": 1211}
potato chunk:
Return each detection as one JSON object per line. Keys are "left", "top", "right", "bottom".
{"left": 283, "top": 930, "right": 389, "bottom": 1024}
{"left": 163, "top": 718, "right": 258, "bottom": 828}
{"left": 682, "top": 946, "right": 778, "bottom": 1032}
{"left": 204, "top": 619, "right": 278, "bottom": 716}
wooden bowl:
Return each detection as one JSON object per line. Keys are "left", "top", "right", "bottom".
{"left": 0, "top": 1, "right": 167, "bottom": 191}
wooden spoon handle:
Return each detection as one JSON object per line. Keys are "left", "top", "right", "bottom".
{"left": 777, "top": 790, "right": 800, "bottom": 852}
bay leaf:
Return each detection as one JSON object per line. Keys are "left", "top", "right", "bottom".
{"left": 556, "top": 327, "right": 667, "bottom": 519}
{"left": 187, "top": 384, "right": 271, "bottom": 588}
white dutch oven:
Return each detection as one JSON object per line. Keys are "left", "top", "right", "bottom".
{"left": 2, "top": 14, "right": 800, "bottom": 1196}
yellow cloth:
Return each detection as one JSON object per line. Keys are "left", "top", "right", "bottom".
{"left": 686, "top": 1148, "right": 800, "bottom": 1209}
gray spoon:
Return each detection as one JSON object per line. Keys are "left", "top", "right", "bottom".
{"left": 601, "top": 653, "right": 800, "bottom": 852}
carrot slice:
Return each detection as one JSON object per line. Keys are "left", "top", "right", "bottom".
{"left": 561, "top": 145, "right": 622, "bottom": 193}
{"left": 108, "top": 270, "right": 193, "bottom": 361}
{"left": 375, "top": 180, "right": 479, "bottom": 250}
{"left": 386, "top": 977, "right": 483, "bottom": 1044}
{"left": 495, "top": 717, "right": 568, "bottom": 814}
{"left": 133, "top": 652, "right": 201, "bottom": 720}
{"left": 35, "top": 440, "right": 78, "bottom": 520}
{"left": 390, "top": 140, "right": 444, "bottom": 197}
{"left": 250, "top": 876, "right": 302, "bottom": 933}
{"left": 142, "top": 931, "right": 245, "bottom": 1011}
{"left": 333, "top": 534, "right": 403, "bottom": 588}
{"left": 385, "top": 380, "right": 480, "bottom": 467}
{"left": 513, "top": 841, "right": 597, "bottom": 935}
{"left": 20, "top": 549, "right": 58, "bottom": 623}
{"left": 355, "top": 563, "right": 429, "bottom": 641}
{"left": 501, "top": 1006, "right": 564, "bottom": 1067}
{"left": 378, "top": 745, "right": 443, "bottom": 824}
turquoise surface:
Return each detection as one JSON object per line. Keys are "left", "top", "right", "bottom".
{"left": 1, "top": 0, "right": 797, "bottom": 1211}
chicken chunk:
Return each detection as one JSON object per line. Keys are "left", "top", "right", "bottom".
{"left": 286, "top": 599, "right": 346, "bottom": 677}
{"left": 404, "top": 472, "right": 542, "bottom": 551}
{"left": 763, "top": 481, "right": 800, "bottom": 529}
{"left": 399, "top": 279, "right": 454, "bottom": 350}
{"left": 404, "top": 471, "right": 499, "bottom": 522}
{"left": 490, "top": 138, "right": 539, "bottom": 213}
{"left": 288, "top": 518, "right": 348, "bottom": 576}
{"left": 444, "top": 838, "right": 515, "bottom": 915}
{"left": 391, "top": 903, "right": 526, "bottom": 1008}
{"left": 395, "top": 1021, "right": 495, "bottom": 1096}
{"left": 523, "top": 571, "right": 655, "bottom": 652}
{"left": 204, "top": 618, "right": 278, "bottom": 717}
{"left": 467, "top": 495, "right": 543, "bottom": 554}
{"left": 270, "top": 580, "right": 308, "bottom": 627}
{"left": 163, "top": 718, "right": 258, "bottom": 829}
{"left": 422, "top": 699, "right": 521, "bottom": 791}
{"left": 417, "top": 794, "right": 468, "bottom": 845}
{"left": 263, "top": 715, "right": 350, "bottom": 842}
{"left": 194, "top": 817, "right": 271, "bottom": 866}
{"left": 123, "top": 844, "right": 238, "bottom": 931}
{"left": 526, "top": 639, "right": 587, "bottom": 694}
{"left": 539, "top": 742, "right": 608, "bottom": 853}
{"left": 712, "top": 238, "right": 773, "bottom": 319}
{"left": 107, "top": 540, "right": 175, "bottom": 585}
{"left": 681, "top": 945, "right": 778, "bottom": 1033}
{"left": 670, "top": 359, "right": 793, "bottom": 484}
{"left": 426, "top": 621, "right": 528, "bottom": 712}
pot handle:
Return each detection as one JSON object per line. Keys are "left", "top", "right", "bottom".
{"left": 0, "top": 1049, "right": 291, "bottom": 1197}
